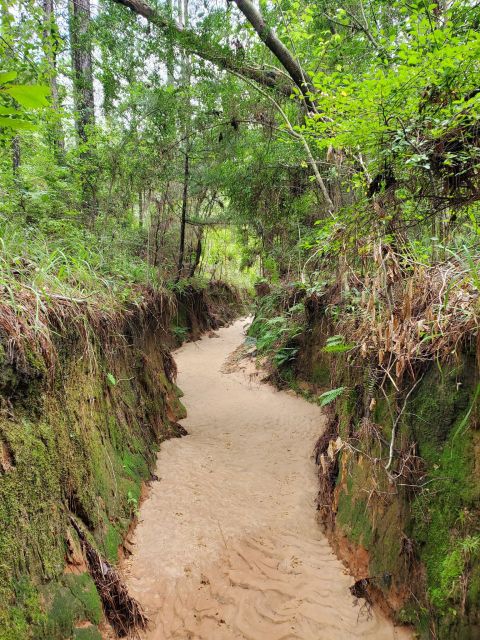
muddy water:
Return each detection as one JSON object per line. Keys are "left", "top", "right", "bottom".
{"left": 123, "top": 319, "right": 410, "bottom": 640}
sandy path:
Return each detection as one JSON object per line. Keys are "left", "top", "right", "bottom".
{"left": 123, "top": 319, "right": 409, "bottom": 640}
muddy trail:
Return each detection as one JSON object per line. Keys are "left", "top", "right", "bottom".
{"left": 122, "top": 319, "right": 410, "bottom": 640}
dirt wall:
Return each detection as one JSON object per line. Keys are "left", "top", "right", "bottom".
{"left": 0, "top": 281, "right": 242, "bottom": 640}
{"left": 294, "top": 297, "right": 480, "bottom": 639}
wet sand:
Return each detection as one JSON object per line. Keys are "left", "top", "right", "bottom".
{"left": 123, "top": 319, "right": 410, "bottom": 640}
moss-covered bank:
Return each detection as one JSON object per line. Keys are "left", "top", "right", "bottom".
{"left": 0, "top": 281, "right": 242, "bottom": 640}
{"left": 250, "top": 287, "right": 480, "bottom": 639}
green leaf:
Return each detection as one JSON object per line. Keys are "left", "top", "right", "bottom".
{"left": 0, "top": 116, "right": 35, "bottom": 130}
{"left": 322, "top": 342, "right": 355, "bottom": 353}
{"left": 0, "top": 71, "right": 17, "bottom": 85}
{"left": 322, "top": 334, "right": 355, "bottom": 353}
{"left": 319, "top": 386, "right": 345, "bottom": 407}
{"left": 106, "top": 372, "right": 117, "bottom": 386}
{"left": 3, "top": 84, "right": 50, "bottom": 108}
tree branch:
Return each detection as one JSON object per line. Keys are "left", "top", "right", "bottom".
{"left": 110, "top": 0, "right": 294, "bottom": 96}
{"left": 231, "top": 0, "right": 316, "bottom": 111}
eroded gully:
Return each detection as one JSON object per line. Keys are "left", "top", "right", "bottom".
{"left": 122, "top": 319, "right": 411, "bottom": 640}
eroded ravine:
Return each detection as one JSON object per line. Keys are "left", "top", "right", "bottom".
{"left": 123, "top": 319, "right": 409, "bottom": 640}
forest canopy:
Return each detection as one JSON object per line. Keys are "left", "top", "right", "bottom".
{"left": 0, "top": 0, "right": 478, "bottom": 300}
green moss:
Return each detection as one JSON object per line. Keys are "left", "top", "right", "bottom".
{"left": 73, "top": 626, "right": 102, "bottom": 640}
{"left": 173, "top": 383, "right": 184, "bottom": 398}
{"left": 62, "top": 574, "right": 102, "bottom": 626}
{"left": 369, "top": 500, "right": 404, "bottom": 578}
{"left": 412, "top": 416, "right": 480, "bottom": 619}
{"left": 311, "top": 360, "right": 331, "bottom": 386}
{"left": 121, "top": 450, "right": 149, "bottom": 482}
{"left": 336, "top": 457, "right": 374, "bottom": 550}
{"left": 468, "top": 562, "right": 480, "bottom": 610}
{"left": 37, "top": 573, "right": 102, "bottom": 639}
{"left": 305, "top": 344, "right": 480, "bottom": 637}
{"left": 101, "top": 522, "right": 122, "bottom": 564}
{"left": 0, "top": 328, "right": 185, "bottom": 636}
{"left": 408, "top": 359, "right": 474, "bottom": 463}
{"left": 0, "top": 578, "right": 44, "bottom": 640}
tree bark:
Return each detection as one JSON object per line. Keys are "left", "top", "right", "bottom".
{"left": 176, "top": 150, "right": 189, "bottom": 280}
{"left": 166, "top": 0, "right": 175, "bottom": 85}
{"left": 69, "top": 0, "right": 97, "bottom": 221}
{"left": 110, "top": 0, "right": 293, "bottom": 97}
{"left": 138, "top": 191, "right": 144, "bottom": 227}
{"left": 69, "top": 0, "right": 95, "bottom": 142}
{"left": 12, "top": 135, "right": 20, "bottom": 174}
{"left": 42, "top": 0, "right": 65, "bottom": 158}
{"left": 189, "top": 228, "right": 203, "bottom": 277}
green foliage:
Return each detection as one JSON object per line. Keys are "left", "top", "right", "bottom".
{"left": 171, "top": 324, "right": 189, "bottom": 344}
{"left": 318, "top": 386, "right": 345, "bottom": 406}
{"left": 106, "top": 373, "right": 117, "bottom": 386}
{"left": 0, "top": 71, "right": 48, "bottom": 134}
{"left": 322, "top": 335, "right": 356, "bottom": 354}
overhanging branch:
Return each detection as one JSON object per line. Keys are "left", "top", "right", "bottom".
{"left": 110, "top": 0, "right": 294, "bottom": 96}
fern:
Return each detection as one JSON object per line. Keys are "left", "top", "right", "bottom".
{"left": 319, "top": 386, "right": 345, "bottom": 406}
{"left": 322, "top": 334, "right": 355, "bottom": 353}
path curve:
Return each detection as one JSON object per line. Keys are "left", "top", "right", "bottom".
{"left": 123, "top": 319, "right": 409, "bottom": 640}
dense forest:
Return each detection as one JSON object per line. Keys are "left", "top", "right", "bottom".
{"left": 0, "top": 0, "right": 479, "bottom": 638}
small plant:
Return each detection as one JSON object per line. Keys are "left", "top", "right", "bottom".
{"left": 106, "top": 372, "right": 117, "bottom": 386}
{"left": 127, "top": 491, "right": 139, "bottom": 517}
{"left": 322, "top": 335, "right": 355, "bottom": 354}
{"left": 273, "top": 346, "right": 298, "bottom": 367}
{"left": 171, "top": 325, "right": 189, "bottom": 343}
{"left": 318, "top": 386, "right": 346, "bottom": 406}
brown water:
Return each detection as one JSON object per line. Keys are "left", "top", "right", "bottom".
{"left": 123, "top": 319, "right": 411, "bottom": 640}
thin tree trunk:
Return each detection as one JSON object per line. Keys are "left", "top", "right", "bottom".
{"left": 176, "top": 0, "right": 190, "bottom": 281}
{"left": 43, "top": 0, "right": 65, "bottom": 158}
{"left": 177, "top": 148, "right": 189, "bottom": 280}
{"left": 12, "top": 135, "right": 20, "bottom": 174}
{"left": 189, "top": 228, "right": 203, "bottom": 277}
{"left": 138, "top": 191, "right": 144, "bottom": 227}
{"left": 166, "top": 0, "right": 175, "bottom": 85}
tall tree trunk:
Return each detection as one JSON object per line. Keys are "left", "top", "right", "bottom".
{"left": 69, "top": 0, "right": 95, "bottom": 142}
{"left": 42, "top": 0, "right": 65, "bottom": 158}
{"left": 69, "top": 0, "right": 97, "bottom": 221}
{"left": 176, "top": 149, "right": 189, "bottom": 280}
{"left": 176, "top": 0, "right": 190, "bottom": 281}
{"left": 166, "top": 0, "right": 175, "bottom": 85}
{"left": 138, "top": 190, "right": 144, "bottom": 227}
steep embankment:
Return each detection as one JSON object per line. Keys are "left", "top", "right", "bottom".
{"left": 0, "top": 281, "right": 241, "bottom": 640}
{"left": 249, "top": 277, "right": 480, "bottom": 639}
{"left": 123, "top": 319, "right": 410, "bottom": 640}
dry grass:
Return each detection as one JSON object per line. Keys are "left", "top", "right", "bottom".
{"left": 0, "top": 282, "right": 177, "bottom": 385}
{"left": 326, "top": 247, "right": 479, "bottom": 383}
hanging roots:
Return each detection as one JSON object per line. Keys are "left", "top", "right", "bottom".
{"left": 163, "top": 349, "right": 178, "bottom": 383}
{"left": 350, "top": 578, "right": 374, "bottom": 620}
{"left": 314, "top": 412, "right": 340, "bottom": 528}
{"left": 70, "top": 517, "right": 148, "bottom": 637}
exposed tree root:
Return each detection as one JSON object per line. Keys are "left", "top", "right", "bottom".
{"left": 69, "top": 517, "right": 148, "bottom": 637}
